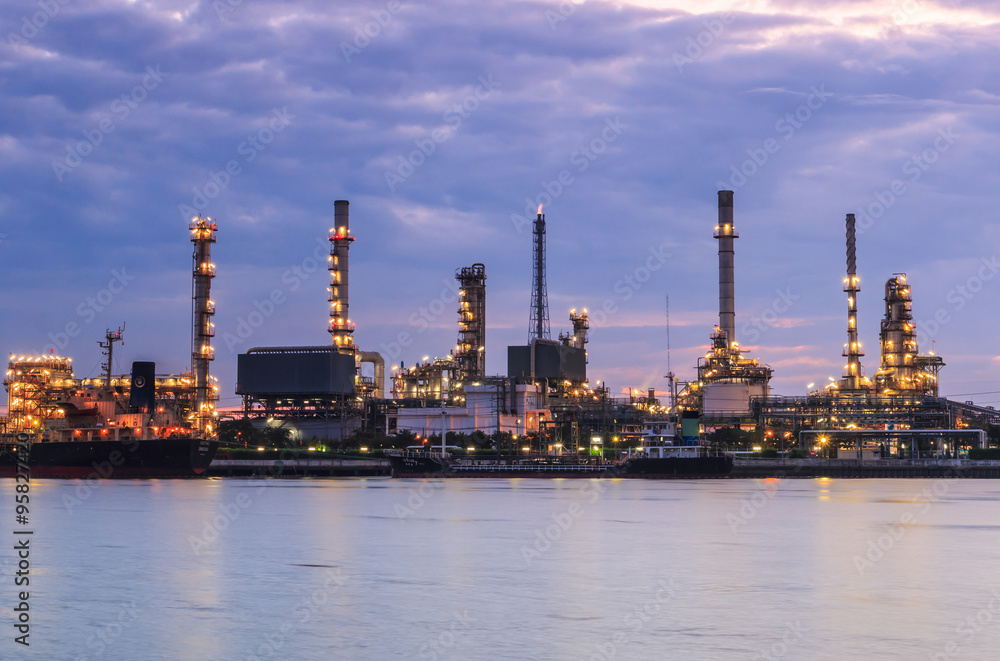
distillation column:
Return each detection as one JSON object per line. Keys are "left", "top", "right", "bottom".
{"left": 878, "top": 274, "right": 918, "bottom": 392}
{"left": 843, "top": 214, "right": 865, "bottom": 390}
{"left": 190, "top": 216, "right": 217, "bottom": 436}
{"left": 328, "top": 200, "right": 356, "bottom": 354}
{"left": 528, "top": 207, "right": 550, "bottom": 342}
{"left": 715, "top": 191, "right": 738, "bottom": 347}
{"left": 455, "top": 263, "right": 486, "bottom": 383}
{"left": 569, "top": 309, "right": 589, "bottom": 353}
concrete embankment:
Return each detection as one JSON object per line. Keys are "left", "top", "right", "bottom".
{"left": 732, "top": 459, "right": 1000, "bottom": 478}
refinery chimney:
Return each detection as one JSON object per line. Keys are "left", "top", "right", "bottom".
{"left": 842, "top": 213, "right": 864, "bottom": 390}
{"left": 328, "top": 200, "right": 356, "bottom": 354}
{"left": 190, "top": 216, "right": 217, "bottom": 436}
{"left": 715, "top": 191, "right": 738, "bottom": 346}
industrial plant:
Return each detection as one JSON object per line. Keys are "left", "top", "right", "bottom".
{"left": 4, "top": 189, "right": 999, "bottom": 461}
{"left": 2, "top": 218, "right": 220, "bottom": 442}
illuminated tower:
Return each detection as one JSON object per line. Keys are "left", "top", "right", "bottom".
{"left": 715, "top": 191, "right": 738, "bottom": 347}
{"left": 455, "top": 263, "right": 486, "bottom": 382}
{"left": 328, "top": 200, "right": 356, "bottom": 354}
{"left": 842, "top": 214, "right": 865, "bottom": 390}
{"left": 190, "top": 215, "right": 217, "bottom": 435}
{"left": 528, "top": 206, "right": 550, "bottom": 342}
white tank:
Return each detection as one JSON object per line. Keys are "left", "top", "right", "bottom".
{"left": 703, "top": 383, "right": 753, "bottom": 417}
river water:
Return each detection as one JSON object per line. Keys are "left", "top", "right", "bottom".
{"left": 2, "top": 477, "right": 1000, "bottom": 660}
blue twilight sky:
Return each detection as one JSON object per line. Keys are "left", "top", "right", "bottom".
{"left": 2, "top": 0, "right": 999, "bottom": 412}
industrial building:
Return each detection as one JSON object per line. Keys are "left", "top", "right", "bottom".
{"left": 3, "top": 217, "right": 221, "bottom": 440}
{"left": 752, "top": 212, "right": 997, "bottom": 456}
{"left": 5, "top": 184, "right": 996, "bottom": 455}
{"left": 675, "top": 191, "right": 773, "bottom": 425}
{"left": 390, "top": 207, "right": 599, "bottom": 450}
{"left": 235, "top": 200, "right": 387, "bottom": 441}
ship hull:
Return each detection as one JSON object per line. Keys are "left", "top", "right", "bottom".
{"left": 619, "top": 454, "right": 733, "bottom": 477}
{"left": 0, "top": 437, "right": 219, "bottom": 479}
{"left": 388, "top": 454, "right": 733, "bottom": 479}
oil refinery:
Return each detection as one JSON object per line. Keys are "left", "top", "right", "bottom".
{"left": 3, "top": 190, "right": 999, "bottom": 461}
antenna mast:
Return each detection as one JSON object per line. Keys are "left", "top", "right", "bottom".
{"left": 99, "top": 325, "right": 125, "bottom": 388}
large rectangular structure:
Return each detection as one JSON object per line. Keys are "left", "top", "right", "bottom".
{"left": 508, "top": 339, "right": 586, "bottom": 382}
{"left": 236, "top": 346, "right": 355, "bottom": 396}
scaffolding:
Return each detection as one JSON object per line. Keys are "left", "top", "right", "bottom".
{"left": 391, "top": 357, "right": 458, "bottom": 402}
{"left": 3, "top": 355, "right": 75, "bottom": 433}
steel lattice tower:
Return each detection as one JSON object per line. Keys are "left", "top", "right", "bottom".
{"left": 528, "top": 209, "right": 550, "bottom": 342}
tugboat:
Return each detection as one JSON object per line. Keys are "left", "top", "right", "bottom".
{"left": 387, "top": 421, "right": 731, "bottom": 479}
{"left": 619, "top": 421, "right": 733, "bottom": 477}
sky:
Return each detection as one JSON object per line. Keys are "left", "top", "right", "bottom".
{"left": 2, "top": 0, "right": 999, "bottom": 413}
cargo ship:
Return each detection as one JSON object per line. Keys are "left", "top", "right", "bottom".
{"left": 387, "top": 422, "right": 732, "bottom": 478}
{"left": 0, "top": 436, "right": 217, "bottom": 479}
{"left": 1, "top": 329, "right": 219, "bottom": 479}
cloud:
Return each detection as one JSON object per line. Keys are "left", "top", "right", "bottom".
{"left": 2, "top": 0, "right": 999, "bottom": 405}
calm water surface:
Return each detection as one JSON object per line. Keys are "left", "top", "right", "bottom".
{"left": 3, "top": 477, "right": 1000, "bottom": 660}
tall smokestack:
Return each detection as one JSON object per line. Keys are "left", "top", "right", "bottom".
{"left": 843, "top": 213, "right": 864, "bottom": 389}
{"left": 715, "top": 190, "right": 738, "bottom": 347}
{"left": 190, "top": 215, "right": 217, "bottom": 436}
{"left": 328, "top": 200, "right": 356, "bottom": 353}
